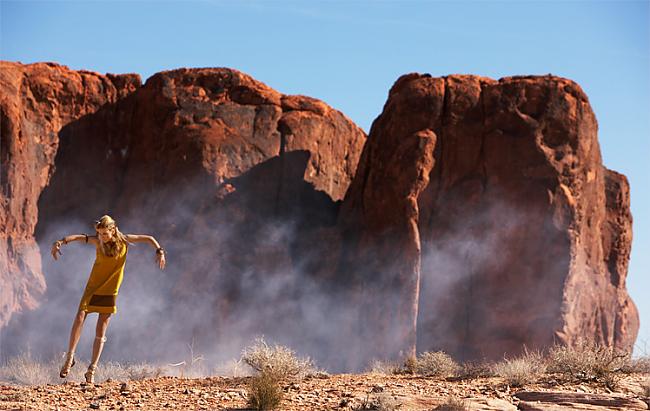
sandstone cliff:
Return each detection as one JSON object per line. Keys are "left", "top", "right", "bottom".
{"left": 0, "top": 63, "right": 638, "bottom": 370}
{"left": 339, "top": 73, "right": 638, "bottom": 362}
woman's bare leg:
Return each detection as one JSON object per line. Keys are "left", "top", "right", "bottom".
{"left": 67, "top": 310, "right": 87, "bottom": 354}
{"left": 61, "top": 310, "right": 86, "bottom": 377}
{"left": 89, "top": 313, "right": 111, "bottom": 369}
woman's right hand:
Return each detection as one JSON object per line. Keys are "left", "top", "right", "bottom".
{"left": 51, "top": 241, "right": 62, "bottom": 260}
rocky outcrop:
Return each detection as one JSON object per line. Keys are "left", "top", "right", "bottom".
{"left": 4, "top": 63, "right": 366, "bottom": 366}
{"left": 36, "top": 67, "right": 363, "bottom": 227}
{"left": 340, "top": 73, "right": 638, "bottom": 362}
{"left": 0, "top": 62, "right": 637, "bottom": 370}
{"left": 0, "top": 61, "right": 140, "bottom": 327}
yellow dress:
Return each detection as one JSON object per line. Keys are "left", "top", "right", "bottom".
{"left": 78, "top": 243, "right": 128, "bottom": 314}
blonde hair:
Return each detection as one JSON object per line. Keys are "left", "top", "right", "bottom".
{"left": 95, "top": 215, "right": 131, "bottom": 257}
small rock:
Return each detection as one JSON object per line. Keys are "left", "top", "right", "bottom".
{"left": 89, "top": 403, "right": 100, "bottom": 409}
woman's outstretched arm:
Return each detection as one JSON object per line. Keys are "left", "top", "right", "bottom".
{"left": 125, "top": 234, "right": 166, "bottom": 270}
{"left": 51, "top": 234, "right": 97, "bottom": 260}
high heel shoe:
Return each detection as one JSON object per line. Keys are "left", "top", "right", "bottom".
{"left": 84, "top": 364, "right": 96, "bottom": 384}
{"left": 59, "top": 352, "right": 76, "bottom": 378}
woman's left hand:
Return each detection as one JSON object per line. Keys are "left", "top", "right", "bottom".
{"left": 156, "top": 252, "right": 166, "bottom": 270}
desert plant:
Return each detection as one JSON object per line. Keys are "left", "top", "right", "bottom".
{"left": 414, "top": 351, "right": 459, "bottom": 377}
{"left": 368, "top": 359, "right": 401, "bottom": 375}
{"left": 492, "top": 357, "right": 544, "bottom": 387}
{"left": 0, "top": 352, "right": 56, "bottom": 385}
{"left": 433, "top": 397, "right": 469, "bottom": 411}
{"left": 241, "top": 337, "right": 314, "bottom": 381}
{"left": 247, "top": 371, "right": 283, "bottom": 410}
{"left": 548, "top": 340, "right": 629, "bottom": 387}
{"left": 94, "top": 361, "right": 130, "bottom": 382}
{"left": 492, "top": 349, "right": 545, "bottom": 387}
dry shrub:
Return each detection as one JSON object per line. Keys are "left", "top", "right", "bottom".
{"left": 492, "top": 356, "right": 545, "bottom": 387}
{"left": 548, "top": 340, "right": 629, "bottom": 387}
{"left": 0, "top": 353, "right": 56, "bottom": 385}
{"left": 368, "top": 360, "right": 401, "bottom": 375}
{"left": 492, "top": 350, "right": 545, "bottom": 387}
{"left": 241, "top": 337, "right": 314, "bottom": 381}
{"left": 414, "top": 351, "right": 459, "bottom": 377}
{"left": 247, "top": 371, "right": 283, "bottom": 410}
{"left": 433, "top": 397, "right": 469, "bottom": 411}
{"left": 0, "top": 353, "right": 165, "bottom": 385}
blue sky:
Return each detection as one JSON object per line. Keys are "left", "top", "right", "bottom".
{"left": 2, "top": 0, "right": 649, "bottom": 353}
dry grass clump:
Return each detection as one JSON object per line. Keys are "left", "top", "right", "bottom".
{"left": 93, "top": 361, "right": 130, "bottom": 382}
{"left": 247, "top": 371, "right": 284, "bottom": 411}
{"left": 371, "top": 351, "right": 458, "bottom": 378}
{"left": 241, "top": 337, "right": 314, "bottom": 381}
{"left": 492, "top": 358, "right": 534, "bottom": 387}
{"left": 548, "top": 340, "right": 629, "bottom": 387}
{"left": 0, "top": 352, "right": 57, "bottom": 385}
{"left": 413, "top": 351, "right": 459, "bottom": 378}
{"left": 432, "top": 397, "right": 470, "bottom": 411}
{"left": 368, "top": 360, "right": 402, "bottom": 375}
{"left": 492, "top": 354, "right": 545, "bottom": 387}
{"left": 0, "top": 352, "right": 166, "bottom": 385}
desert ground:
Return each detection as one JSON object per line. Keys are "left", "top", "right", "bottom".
{"left": 1, "top": 370, "right": 649, "bottom": 410}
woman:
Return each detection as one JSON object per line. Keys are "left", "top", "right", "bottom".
{"left": 51, "top": 215, "right": 166, "bottom": 384}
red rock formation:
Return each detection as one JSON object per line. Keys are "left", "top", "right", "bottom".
{"left": 19, "top": 65, "right": 365, "bottom": 366}
{"left": 340, "top": 73, "right": 638, "bottom": 362}
{"left": 37, "top": 67, "right": 363, "bottom": 228}
{"left": 0, "top": 61, "right": 140, "bottom": 327}
{"left": 1, "top": 62, "right": 637, "bottom": 370}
